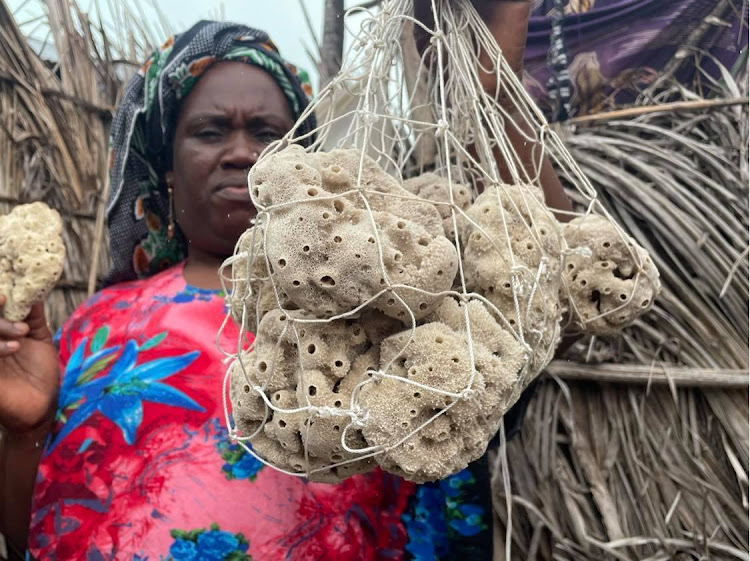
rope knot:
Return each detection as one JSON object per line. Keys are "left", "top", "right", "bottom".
{"left": 350, "top": 406, "right": 369, "bottom": 427}
{"left": 435, "top": 119, "right": 449, "bottom": 137}
{"left": 430, "top": 30, "right": 445, "bottom": 44}
{"left": 459, "top": 388, "right": 476, "bottom": 400}
{"left": 360, "top": 110, "right": 377, "bottom": 125}
{"left": 564, "top": 245, "right": 593, "bottom": 258}
{"left": 315, "top": 407, "right": 336, "bottom": 419}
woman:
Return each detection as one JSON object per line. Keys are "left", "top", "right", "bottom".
{"left": 0, "top": 4, "right": 570, "bottom": 560}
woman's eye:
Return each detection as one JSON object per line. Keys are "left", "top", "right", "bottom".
{"left": 256, "top": 130, "right": 282, "bottom": 144}
{"left": 195, "top": 128, "right": 221, "bottom": 138}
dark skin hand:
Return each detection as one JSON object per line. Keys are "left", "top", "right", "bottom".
{"left": 413, "top": 0, "right": 574, "bottom": 220}
{"left": 0, "top": 296, "right": 58, "bottom": 550}
{"left": 166, "top": 61, "right": 294, "bottom": 289}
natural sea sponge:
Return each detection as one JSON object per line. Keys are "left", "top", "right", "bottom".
{"left": 402, "top": 172, "right": 472, "bottom": 239}
{"left": 461, "top": 184, "right": 563, "bottom": 376}
{"left": 359, "top": 298, "right": 525, "bottom": 482}
{"left": 0, "top": 202, "right": 65, "bottom": 321}
{"left": 230, "top": 309, "right": 399, "bottom": 482}
{"left": 562, "top": 214, "right": 661, "bottom": 335}
{"left": 229, "top": 227, "right": 297, "bottom": 334}
{"left": 249, "top": 145, "right": 458, "bottom": 321}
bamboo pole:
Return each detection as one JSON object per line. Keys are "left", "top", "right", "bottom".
{"left": 88, "top": 174, "right": 109, "bottom": 294}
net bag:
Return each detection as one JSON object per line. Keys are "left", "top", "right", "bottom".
{"left": 220, "top": 0, "right": 661, "bottom": 483}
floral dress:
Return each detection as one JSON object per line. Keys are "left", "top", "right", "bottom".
{"left": 28, "top": 263, "right": 493, "bottom": 561}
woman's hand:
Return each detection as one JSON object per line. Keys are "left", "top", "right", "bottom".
{"left": 0, "top": 296, "right": 59, "bottom": 434}
{"left": 413, "top": 0, "right": 532, "bottom": 82}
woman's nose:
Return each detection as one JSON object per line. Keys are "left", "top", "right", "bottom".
{"left": 221, "top": 133, "right": 260, "bottom": 170}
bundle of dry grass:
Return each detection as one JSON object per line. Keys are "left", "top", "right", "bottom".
{"left": 491, "top": 60, "right": 749, "bottom": 560}
{"left": 0, "top": 0, "right": 162, "bottom": 329}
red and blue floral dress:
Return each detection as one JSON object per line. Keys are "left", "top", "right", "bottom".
{"left": 28, "top": 263, "right": 493, "bottom": 561}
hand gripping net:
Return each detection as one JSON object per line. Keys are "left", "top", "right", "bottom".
{"left": 219, "top": 0, "right": 660, "bottom": 484}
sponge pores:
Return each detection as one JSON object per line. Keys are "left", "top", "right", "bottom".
{"left": 562, "top": 215, "right": 661, "bottom": 335}
{"left": 230, "top": 227, "right": 297, "bottom": 334}
{"left": 402, "top": 172, "right": 472, "bottom": 239}
{"left": 461, "top": 184, "right": 563, "bottom": 375}
{"left": 250, "top": 146, "right": 458, "bottom": 321}
{"left": 359, "top": 298, "right": 526, "bottom": 482}
{"left": 230, "top": 309, "right": 401, "bottom": 483}
{"left": 0, "top": 202, "right": 65, "bottom": 321}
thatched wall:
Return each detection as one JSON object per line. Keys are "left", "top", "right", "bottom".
{"left": 0, "top": 2, "right": 747, "bottom": 559}
{"left": 0, "top": 0, "right": 157, "bottom": 330}
{"left": 491, "top": 64, "right": 749, "bottom": 560}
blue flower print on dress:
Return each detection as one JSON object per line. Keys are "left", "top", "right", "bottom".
{"left": 439, "top": 469, "right": 487, "bottom": 537}
{"left": 169, "top": 539, "right": 199, "bottom": 561}
{"left": 155, "top": 285, "right": 224, "bottom": 305}
{"left": 221, "top": 444, "right": 264, "bottom": 480}
{"left": 402, "top": 486, "right": 451, "bottom": 560}
{"left": 402, "top": 467, "right": 488, "bottom": 559}
{"left": 169, "top": 524, "right": 251, "bottom": 560}
{"left": 48, "top": 326, "right": 203, "bottom": 452}
{"left": 213, "top": 420, "right": 264, "bottom": 481}
{"left": 449, "top": 504, "right": 485, "bottom": 536}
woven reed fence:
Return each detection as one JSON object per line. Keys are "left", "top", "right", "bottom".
{"left": 1, "top": 1, "right": 747, "bottom": 559}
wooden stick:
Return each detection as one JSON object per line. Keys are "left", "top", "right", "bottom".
{"left": 545, "top": 361, "right": 749, "bottom": 388}
{"left": 567, "top": 97, "right": 749, "bottom": 125}
{"left": 88, "top": 173, "right": 111, "bottom": 295}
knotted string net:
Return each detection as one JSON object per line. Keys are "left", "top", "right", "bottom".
{"left": 218, "top": 0, "right": 660, "bottom": 485}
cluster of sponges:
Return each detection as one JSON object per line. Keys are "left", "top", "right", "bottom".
{"left": 229, "top": 295, "right": 528, "bottom": 483}
{"left": 0, "top": 202, "right": 65, "bottom": 321}
{"left": 228, "top": 146, "right": 660, "bottom": 483}
{"left": 561, "top": 215, "right": 661, "bottom": 335}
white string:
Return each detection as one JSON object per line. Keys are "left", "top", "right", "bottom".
{"left": 214, "top": 0, "right": 656, "bottom": 486}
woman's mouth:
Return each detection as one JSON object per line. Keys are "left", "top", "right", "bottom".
{"left": 214, "top": 185, "right": 251, "bottom": 202}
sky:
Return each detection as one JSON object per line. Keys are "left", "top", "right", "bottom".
{"left": 8, "top": 0, "right": 369, "bottom": 89}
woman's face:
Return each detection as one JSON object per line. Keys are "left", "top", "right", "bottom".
{"left": 168, "top": 61, "right": 295, "bottom": 258}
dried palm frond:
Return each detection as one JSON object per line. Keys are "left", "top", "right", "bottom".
{"left": 0, "top": 0, "right": 167, "bottom": 329}
{"left": 561, "top": 68, "right": 748, "bottom": 370}
{"left": 491, "top": 58, "right": 749, "bottom": 560}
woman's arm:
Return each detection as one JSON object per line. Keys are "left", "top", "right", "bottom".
{"left": 413, "top": 0, "right": 573, "bottom": 220}
{"left": 475, "top": 0, "right": 573, "bottom": 221}
{"left": 1, "top": 423, "right": 50, "bottom": 551}
{"left": 0, "top": 300, "right": 60, "bottom": 552}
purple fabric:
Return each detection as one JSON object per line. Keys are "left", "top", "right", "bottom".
{"left": 522, "top": 0, "right": 748, "bottom": 118}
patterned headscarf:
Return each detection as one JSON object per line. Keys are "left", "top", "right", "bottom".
{"left": 105, "top": 20, "right": 316, "bottom": 286}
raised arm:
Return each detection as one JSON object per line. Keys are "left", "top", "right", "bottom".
{"left": 413, "top": 0, "right": 573, "bottom": 220}
{"left": 0, "top": 299, "right": 59, "bottom": 552}
{"left": 475, "top": 0, "right": 573, "bottom": 220}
